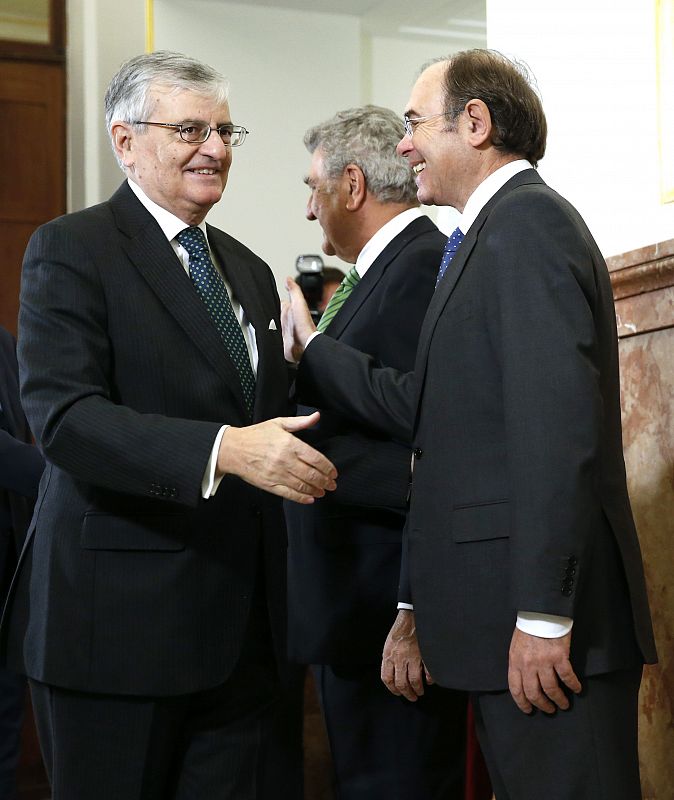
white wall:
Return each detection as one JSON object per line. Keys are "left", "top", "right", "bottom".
{"left": 67, "top": 0, "right": 145, "bottom": 211}
{"left": 487, "top": 0, "right": 673, "bottom": 258}
{"left": 154, "top": 0, "right": 363, "bottom": 287}
{"left": 67, "top": 0, "right": 672, "bottom": 269}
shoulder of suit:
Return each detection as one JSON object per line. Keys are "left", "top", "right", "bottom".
{"left": 488, "top": 179, "right": 576, "bottom": 228}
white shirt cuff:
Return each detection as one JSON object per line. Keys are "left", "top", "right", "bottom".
{"left": 201, "top": 425, "right": 228, "bottom": 499}
{"left": 516, "top": 611, "right": 573, "bottom": 638}
{"left": 397, "top": 602, "right": 414, "bottom": 611}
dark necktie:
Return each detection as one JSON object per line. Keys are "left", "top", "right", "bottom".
{"left": 435, "top": 227, "right": 465, "bottom": 288}
{"left": 317, "top": 266, "right": 360, "bottom": 332}
{"left": 177, "top": 226, "right": 255, "bottom": 416}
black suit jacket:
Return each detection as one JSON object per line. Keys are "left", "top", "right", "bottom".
{"left": 3, "top": 182, "right": 290, "bottom": 696}
{"left": 285, "top": 216, "right": 444, "bottom": 664}
{"left": 297, "top": 171, "right": 657, "bottom": 691}
{"left": 0, "top": 327, "right": 44, "bottom": 599}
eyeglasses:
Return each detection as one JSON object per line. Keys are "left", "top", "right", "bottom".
{"left": 133, "top": 120, "right": 249, "bottom": 147}
{"left": 402, "top": 112, "right": 454, "bottom": 137}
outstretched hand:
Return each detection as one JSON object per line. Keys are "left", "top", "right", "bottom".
{"left": 217, "top": 412, "right": 337, "bottom": 504}
{"left": 281, "top": 277, "right": 318, "bottom": 363}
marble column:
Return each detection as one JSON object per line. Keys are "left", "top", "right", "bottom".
{"left": 608, "top": 238, "right": 674, "bottom": 800}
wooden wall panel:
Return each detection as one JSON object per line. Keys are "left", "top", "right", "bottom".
{"left": 0, "top": 59, "right": 65, "bottom": 334}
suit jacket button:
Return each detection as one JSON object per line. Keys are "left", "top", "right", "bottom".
{"left": 568, "top": 555, "right": 578, "bottom": 566}
{"left": 413, "top": 447, "right": 423, "bottom": 459}
{"left": 561, "top": 586, "right": 573, "bottom": 597}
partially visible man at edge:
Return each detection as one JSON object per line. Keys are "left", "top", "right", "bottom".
{"left": 0, "top": 324, "right": 44, "bottom": 800}
{"left": 283, "top": 50, "right": 656, "bottom": 800}
{"left": 284, "top": 105, "right": 467, "bottom": 799}
{"left": 2, "top": 51, "right": 336, "bottom": 800}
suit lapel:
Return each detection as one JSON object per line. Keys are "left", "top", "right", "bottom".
{"left": 110, "top": 184, "right": 248, "bottom": 410}
{"left": 206, "top": 225, "right": 268, "bottom": 335}
{"left": 412, "top": 170, "right": 545, "bottom": 414}
{"left": 326, "top": 216, "right": 438, "bottom": 340}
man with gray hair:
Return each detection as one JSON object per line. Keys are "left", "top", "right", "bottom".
{"left": 284, "top": 105, "right": 466, "bottom": 799}
{"left": 3, "top": 51, "right": 336, "bottom": 799}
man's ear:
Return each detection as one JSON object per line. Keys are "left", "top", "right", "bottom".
{"left": 464, "top": 99, "right": 492, "bottom": 147}
{"left": 110, "top": 121, "right": 135, "bottom": 170}
{"left": 343, "top": 164, "right": 367, "bottom": 211}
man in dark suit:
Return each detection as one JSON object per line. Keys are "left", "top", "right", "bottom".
{"left": 3, "top": 51, "right": 336, "bottom": 800}
{"left": 0, "top": 325, "right": 44, "bottom": 800}
{"left": 283, "top": 50, "right": 656, "bottom": 799}
{"left": 284, "top": 105, "right": 466, "bottom": 798}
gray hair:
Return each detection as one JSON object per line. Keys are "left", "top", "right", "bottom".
{"left": 304, "top": 105, "right": 417, "bottom": 205}
{"left": 104, "top": 51, "right": 229, "bottom": 169}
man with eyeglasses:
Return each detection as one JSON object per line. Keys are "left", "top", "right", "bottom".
{"left": 4, "top": 51, "right": 337, "bottom": 800}
{"left": 283, "top": 50, "right": 656, "bottom": 799}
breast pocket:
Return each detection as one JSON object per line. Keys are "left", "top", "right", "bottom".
{"left": 451, "top": 499, "right": 510, "bottom": 543}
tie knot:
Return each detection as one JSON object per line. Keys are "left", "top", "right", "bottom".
{"left": 177, "top": 226, "right": 208, "bottom": 257}
{"left": 444, "top": 227, "right": 464, "bottom": 252}
{"left": 343, "top": 266, "right": 360, "bottom": 289}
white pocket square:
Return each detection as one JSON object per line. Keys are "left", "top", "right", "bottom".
{"left": 268, "top": 319, "right": 277, "bottom": 330}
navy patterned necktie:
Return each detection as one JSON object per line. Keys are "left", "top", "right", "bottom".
{"left": 316, "top": 266, "right": 360, "bottom": 332}
{"left": 177, "top": 226, "right": 255, "bottom": 416}
{"left": 435, "top": 227, "right": 465, "bottom": 288}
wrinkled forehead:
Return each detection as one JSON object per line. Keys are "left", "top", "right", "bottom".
{"left": 405, "top": 62, "right": 447, "bottom": 116}
{"left": 148, "top": 83, "right": 231, "bottom": 120}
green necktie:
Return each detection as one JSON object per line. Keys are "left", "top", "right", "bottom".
{"left": 316, "top": 266, "right": 360, "bottom": 333}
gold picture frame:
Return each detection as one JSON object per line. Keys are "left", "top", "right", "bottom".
{"left": 0, "top": 0, "right": 64, "bottom": 60}
{"left": 0, "top": 0, "right": 49, "bottom": 45}
{"left": 146, "top": 0, "right": 155, "bottom": 53}
{"left": 657, "top": 0, "right": 674, "bottom": 203}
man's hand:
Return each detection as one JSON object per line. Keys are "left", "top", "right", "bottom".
{"left": 217, "top": 412, "right": 337, "bottom": 504}
{"left": 381, "top": 610, "right": 433, "bottom": 702}
{"left": 281, "top": 277, "right": 317, "bottom": 363}
{"left": 508, "top": 627, "right": 582, "bottom": 714}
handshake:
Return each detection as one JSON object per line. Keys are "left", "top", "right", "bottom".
{"left": 216, "top": 278, "right": 329, "bottom": 505}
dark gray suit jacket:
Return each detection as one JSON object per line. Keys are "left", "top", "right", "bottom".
{"left": 0, "top": 327, "right": 44, "bottom": 599}
{"left": 297, "top": 170, "right": 657, "bottom": 691}
{"left": 3, "top": 182, "right": 290, "bottom": 696}
{"left": 286, "top": 216, "right": 444, "bottom": 664}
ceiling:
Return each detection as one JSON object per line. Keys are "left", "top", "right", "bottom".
{"left": 218, "top": 0, "right": 487, "bottom": 42}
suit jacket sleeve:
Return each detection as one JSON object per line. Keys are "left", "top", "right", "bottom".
{"left": 297, "top": 334, "right": 415, "bottom": 442}
{"left": 484, "top": 188, "right": 610, "bottom": 616}
{"left": 18, "top": 219, "right": 223, "bottom": 508}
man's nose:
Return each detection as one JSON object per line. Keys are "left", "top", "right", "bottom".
{"left": 396, "top": 135, "right": 412, "bottom": 157}
{"left": 199, "top": 128, "right": 228, "bottom": 157}
{"left": 306, "top": 198, "right": 316, "bottom": 221}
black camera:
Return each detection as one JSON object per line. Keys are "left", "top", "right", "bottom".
{"left": 295, "top": 254, "right": 325, "bottom": 325}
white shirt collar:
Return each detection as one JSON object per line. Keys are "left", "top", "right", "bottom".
{"left": 459, "top": 160, "right": 532, "bottom": 234}
{"left": 127, "top": 178, "right": 208, "bottom": 241}
{"left": 354, "top": 207, "right": 426, "bottom": 278}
